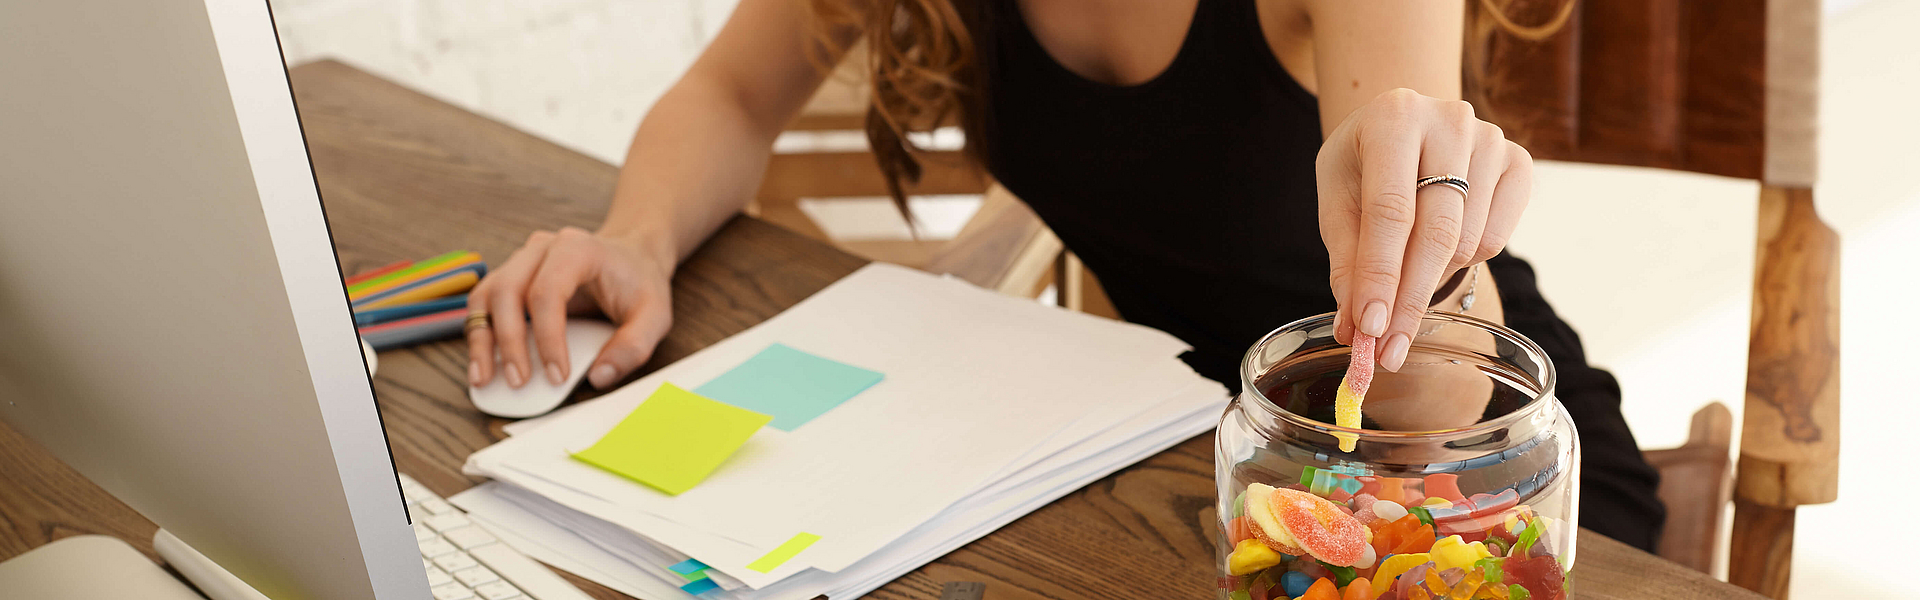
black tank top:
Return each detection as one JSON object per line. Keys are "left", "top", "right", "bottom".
{"left": 980, "top": 0, "right": 1328, "bottom": 385}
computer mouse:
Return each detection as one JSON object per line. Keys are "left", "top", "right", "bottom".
{"left": 468, "top": 319, "right": 618, "bottom": 418}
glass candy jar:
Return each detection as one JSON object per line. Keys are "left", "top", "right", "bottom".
{"left": 1215, "top": 312, "right": 1577, "bottom": 600}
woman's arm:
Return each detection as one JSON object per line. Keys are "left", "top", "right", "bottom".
{"left": 599, "top": 0, "right": 852, "bottom": 264}
{"left": 1307, "top": 0, "right": 1533, "bottom": 371}
{"left": 467, "top": 0, "right": 852, "bottom": 390}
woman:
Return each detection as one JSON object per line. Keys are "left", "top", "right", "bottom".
{"left": 461, "top": 0, "right": 1666, "bottom": 550}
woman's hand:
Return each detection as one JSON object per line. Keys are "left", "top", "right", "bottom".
{"left": 1316, "top": 88, "right": 1532, "bottom": 372}
{"left": 466, "top": 227, "right": 675, "bottom": 391}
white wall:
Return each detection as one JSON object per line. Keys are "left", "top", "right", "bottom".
{"left": 274, "top": 0, "right": 1913, "bottom": 595}
{"left": 271, "top": 0, "right": 741, "bottom": 165}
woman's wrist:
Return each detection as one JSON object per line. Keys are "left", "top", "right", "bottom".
{"left": 598, "top": 224, "right": 680, "bottom": 271}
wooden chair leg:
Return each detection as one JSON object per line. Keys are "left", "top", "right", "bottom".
{"left": 1729, "top": 185, "right": 1840, "bottom": 599}
{"left": 1730, "top": 499, "right": 1797, "bottom": 596}
{"left": 1644, "top": 402, "right": 1733, "bottom": 574}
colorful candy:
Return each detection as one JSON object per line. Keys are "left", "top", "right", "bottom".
{"left": 1333, "top": 333, "right": 1376, "bottom": 452}
{"left": 1246, "top": 484, "right": 1311, "bottom": 556}
{"left": 1282, "top": 571, "right": 1315, "bottom": 598}
{"left": 1503, "top": 556, "right": 1564, "bottom": 600}
{"left": 1446, "top": 569, "right": 1486, "bottom": 600}
{"left": 1230, "top": 539, "right": 1286, "bottom": 576}
{"left": 1227, "top": 478, "right": 1566, "bottom": 600}
{"left": 1371, "top": 553, "right": 1432, "bottom": 597}
{"left": 1268, "top": 487, "right": 1371, "bottom": 566}
{"left": 1344, "top": 577, "right": 1377, "bottom": 600}
{"left": 1230, "top": 516, "right": 1256, "bottom": 546}
{"left": 1301, "top": 578, "right": 1342, "bottom": 600}
{"left": 1372, "top": 499, "right": 1410, "bottom": 522}
{"left": 1428, "top": 535, "right": 1494, "bottom": 572}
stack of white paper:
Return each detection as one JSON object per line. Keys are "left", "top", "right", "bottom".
{"left": 453, "top": 264, "right": 1228, "bottom": 599}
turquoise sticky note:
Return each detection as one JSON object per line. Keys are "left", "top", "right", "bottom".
{"left": 668, "top": 559, "right": 708, "bottom": 575}
{"left": 694, "top": 343, "right": 883, "bottom": 431}
{"left": 680, "top": 578, "right": 720, "bottom": 594}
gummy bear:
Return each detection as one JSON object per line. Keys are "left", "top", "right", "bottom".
{"left": 1301, "top": 578, "right": 1342, "bottom": 600}
{"left": 1503, "top": 556, "right": 1563, "bottom": 600}
{"left": 1446, "top": 569, "right": 1485, "bottom": 600}
{"left": 1422, "top": 569, "right": 1449, "bottom": 595}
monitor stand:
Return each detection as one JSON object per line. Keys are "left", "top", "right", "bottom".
{"left": 0, "top": 535, "right": 206, "bottom": 600}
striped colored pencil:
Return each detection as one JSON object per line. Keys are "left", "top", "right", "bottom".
{"left": 347, "top": 251, "right": 480, "bottom": 301}
{"left": 354, "top": 270, "right": 480, "bottom": 310}
{"left": 358, "top": 308, "right": 466, "bottom": 350}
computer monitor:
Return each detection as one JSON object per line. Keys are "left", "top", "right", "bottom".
{"left": 0, "top": 0, "right": 426, "bottom": 597}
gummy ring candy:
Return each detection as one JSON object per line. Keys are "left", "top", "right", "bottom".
{"left": 1333, "top": 334, "right": 1376, "bottom": 452}
{"left": 1269, "top": 486, "right": 1369, "bottom": 566}
{"left": 1243, "top": 484, "right": 1309, "bottom": 556}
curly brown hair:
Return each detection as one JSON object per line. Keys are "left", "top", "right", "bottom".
{"left": 806, "top": 0, "right": 1575, "bottom": 212}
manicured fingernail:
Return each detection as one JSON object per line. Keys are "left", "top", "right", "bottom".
{"left": 507, "top": 364, "right": 526, "bottom": 387}
{"left": 589, "top": 364, "right": 617, "bottom": 389}
{"left": 1381, "top": 333, "right": 1411, "bottom": 372}
{"left": 468, "top": 361, "right": 482, "bottom": 387}
{"left": 1360, "top": 301, "right": 1391, "bottom": 337}
{"left": 546, "top": 362, "right": 566, "bottom": 386}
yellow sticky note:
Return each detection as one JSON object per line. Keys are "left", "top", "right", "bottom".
{"left": 572, "top": 383, "right": 772, "bottom": 495}
{"left": 746, "top": 532, "right": 821, "bottom": 573}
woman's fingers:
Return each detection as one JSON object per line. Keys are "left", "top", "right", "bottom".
{"left": 1318, "top": 90, "right": 1534, "bottom": 371}
{"left": 1452, "top": 122, "right": 1505, "bottom": 274}
{"left": 1377, "top": 102, "right": 1474, "bottom": 371}
{"left": 524, "top": 228, "right": 598, "bottom": 385}
{"left": 1477, "top": 141, "right": 1533, "bottom": 264}
{"left": 1346, "top": 92, "right": 1424, "bottom": 347}
{"left": 588, "top": 301, "right": 673, "bottom": 389}
{"left": 1316, "top": 126, "right": 1364, "bottom": 346}
{"left": 486, "top": 231, "right": 557, "bottom": 388}
{"left": 464, "top": 283, "right": 497, "bottom": 387}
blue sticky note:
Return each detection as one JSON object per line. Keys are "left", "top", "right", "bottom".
{"left": 680, "top": 578, "right": 720, "bottom": 594}
{"left": 694, "top": 343, "right": 884, "bottom": 431}
{"left": 668, "top": 558, "right": 709, "bottom": 575}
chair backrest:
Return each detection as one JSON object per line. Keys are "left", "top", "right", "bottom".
{"left": 1474, "top": 1, "right": 1836, "bottom": 595}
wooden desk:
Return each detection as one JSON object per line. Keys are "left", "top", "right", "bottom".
{"left": 0, "top": 60, "right": 1760, "bottom": 600}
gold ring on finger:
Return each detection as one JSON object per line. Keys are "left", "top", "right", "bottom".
{"left": 463, "top": 312, "right": 492, "bottom": 334}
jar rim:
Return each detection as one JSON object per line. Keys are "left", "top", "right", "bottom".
{"left": 1236, "top": 311, "right": 1559, "bottom": 441}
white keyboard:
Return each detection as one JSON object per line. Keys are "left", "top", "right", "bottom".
{"left": 399, "top": 474, "right": 592, "bottom": 600}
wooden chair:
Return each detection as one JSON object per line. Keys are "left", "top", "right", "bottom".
{"left": 1477, "top": 0, "right": 1838, "bottom": 596}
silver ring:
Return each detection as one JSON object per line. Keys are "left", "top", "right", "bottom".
{"left": 1416, "top": 174, "right": 1470, "bottom": 200}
